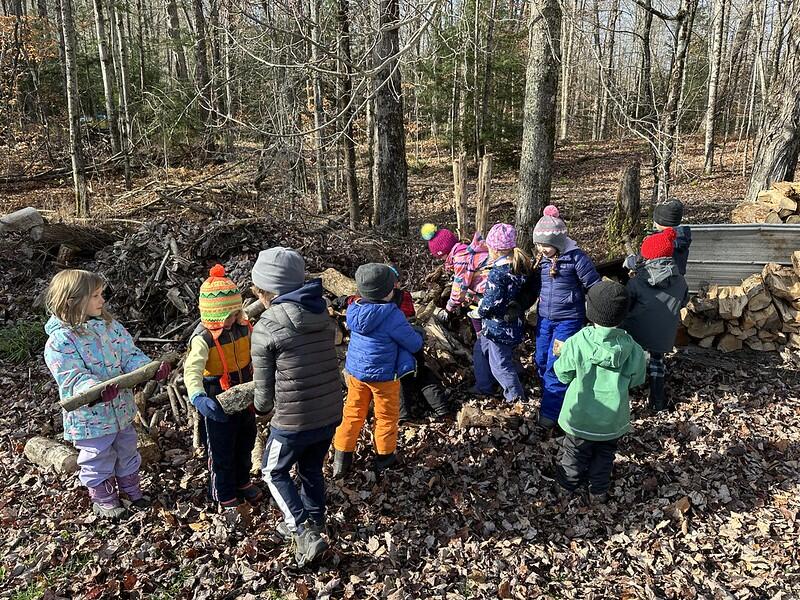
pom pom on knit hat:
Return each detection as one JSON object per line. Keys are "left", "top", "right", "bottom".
{"left": 199, "top": 263, "right": 242, "bottom": 331}
{"left": 420, "top": 223, "right": 438, "bottom": 241}
{"left": 640, "top": 227, "right": 677, "bottom": 260}
{"left": 543, "top": 205, "right": 560, "bottom": 218}
{"left": 425, "top": 226, "right": 459, "bottom": 258}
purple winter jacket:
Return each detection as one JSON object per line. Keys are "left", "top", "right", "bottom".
{"left": 537, "top": 239, "right": 601, "bottom": 321}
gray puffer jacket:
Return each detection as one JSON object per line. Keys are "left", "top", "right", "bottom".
{"left": 251, "top": 280, "right": 343, "bottom": 432}
{"left": 623, "top": 257, "right": 689, "bottom": 354}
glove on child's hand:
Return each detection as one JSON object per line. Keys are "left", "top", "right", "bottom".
{"left": 153, "top": 362, "right": 171, "bottom": 382}
{"left": 193, "top": 394, "right": 228, "bottom": 422}
{"left": 101, "top": 383, "right": 119, "bottom": 403}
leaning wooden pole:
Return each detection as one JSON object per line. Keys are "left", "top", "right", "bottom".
{"left": 475, "top": 153, "right": 494, "bottom": 236}
{"left": 453, "top": 152, "right": 469, "bottom": 239}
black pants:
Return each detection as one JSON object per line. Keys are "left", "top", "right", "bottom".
{"left": 205, "top": 372, "right": 256, "bottom": 503}
{"left": 262, "top": 428, "right": 334, "bottom": 532}
{"left": 556, "top": 434, "right": 619, "bottom": 494}
{"left": 400, "top": 349, "right": 449, "bottom": 417}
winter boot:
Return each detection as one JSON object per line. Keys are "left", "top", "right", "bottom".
{"left": 649, "top": 377, "right": 666, "bottom": 412}
{"left": 293, "top": 527, "right": 328, "bottom": 566}
{"left": 237, "top": 482, "right": 265, "bottom": 506}
{"left": 116, "top": 472, "right": 151, "bottom": 511}
{"left": 88, "top": 479, "right": 127, "bottom": 520}
{"left": 421, "top": 384, "right": 451, "bottom": 418}
{"left": 374, "top": 452, "right": 398, "bottom": 474}
{"left": 277, "top": 518, "right": 323, "bottom": 539}
{"left": 332, "top": 450, "right": 353, "bottom": 479}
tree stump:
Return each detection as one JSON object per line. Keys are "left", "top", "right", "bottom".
{"left": 605, "top": 160, "right": 641, "bottom": 258}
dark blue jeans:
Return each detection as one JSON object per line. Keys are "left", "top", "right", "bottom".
{"left": 261, "top": 425, "right": 335, "bottom": 532}
{"left": 473, "top": 335, "right": 525, "bottom": 402}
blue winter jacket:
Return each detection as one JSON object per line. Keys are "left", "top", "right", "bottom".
{"left": 673, "top": 226, "right": 692, "bottom": 276}
{"left": 477, "top": 259, "right": 531, "bottom": 346}
{"left": 537, "top": 238, "right": 601, "bottom": 321}
{"left": 345, "top": 300, "right": 423, "bottom": 382}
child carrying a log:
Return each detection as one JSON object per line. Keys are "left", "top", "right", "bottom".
{"left": 332, "top": 264, "right": 424, "bottom": 477}
{"left": 532, "top": 205, "right": 601, "bottom": 430}
{"left": 333, "top": 264, "right": 451, "bottom": 422}
{"left": 622, "top": 228, "right": 689, "bottom": 411}
{"left": 472, "top": 224, "right": 535, "bottom": 403}
{"left": 184, "top": 265, "right": 262, "bottom": 512}
{"left": 43, "top": 270, "right": 171, "bottom": 519}
{"left": 421, "top": 224, "right": 490, "bottom": 330}
{"left": 553, "top": 281, "right": 646, "bottom": 503}
{"left": 249, "top": 247, "right": 343, "bottom": 567}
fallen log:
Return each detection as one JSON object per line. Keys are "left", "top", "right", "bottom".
{"left": 59, "top": 352, "right": 180, "bottom": 412}
{"left": 216, "top": 381, "right": 256, "bottom": 414}
{"left": 456, "top": 405, "right": 523, "bottom": 429}
{"left": 24, "top": 436, "right": 79, "bottom": 474}
{"left": 319, "top": 268, "right": 358, "bottom": 297}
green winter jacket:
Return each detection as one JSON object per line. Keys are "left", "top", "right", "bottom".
{"left": 554, "top": 325, "right": 647, "bottom": 441}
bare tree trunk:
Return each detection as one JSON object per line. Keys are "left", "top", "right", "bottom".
{"left": 92, "top": 0, "right": 120, "bottom": 154}
{"left": 193, "top": 0, "right": 212, "bottom": 153}
{"left": 372, "top": 0, "right": 408, "bottom": 235}
{"left": 338, "top": 0, "right": 360, "bottom": 228}
{"left": 479, "top": 0, "right": 497, "bottom": 150}
{"left": 113, "top": 1, "right": 132, "bottom": 188}
{"left": 517, "top": 0, "right": 561, "bottom": 253}
{"left": 309, "top": 0, "right": 329, "bottom": 213}
{"left": 703, "top": 0, "right": 726, "bottom": 174}
{"left": 166, "top": 0, "right": 188, "bottom": 82}
{"left": 472, "top": 0, "right": 481, "bottom": 160}
{"left": 59, "top": 0, "right": 89, "bottom": 216}
{"left": 746, "top": 0, "right": 800, "bottom": 201}
{"left": 598, "top": 0, "right": 620, "bottom": 139}
{"left": 558, "top": 0, "right": 574, "bottom": 142}
{"left": 656, "top": 0, "right": 699, "bottom": 203}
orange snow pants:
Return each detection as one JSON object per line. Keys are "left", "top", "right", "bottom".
{"left": 333, "top": 374, "right": 401, "bottom": 456}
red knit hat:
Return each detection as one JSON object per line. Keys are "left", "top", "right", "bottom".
{"left": 640, "top": 227, "right": 677, "bottom": 260}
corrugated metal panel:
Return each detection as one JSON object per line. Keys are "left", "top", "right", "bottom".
{"left": 685, "top": 224, "right": 800, "bottom": 292}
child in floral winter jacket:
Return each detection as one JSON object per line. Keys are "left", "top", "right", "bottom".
{"left": 422, "top": 224, "right": 490, "bottom": 330}
{"left": 532, "top": 205, "right": 601, "bottom": 429}
{"left": 44, "top": 270, "right": 171, "bottom": 519}
{"left": 473, "top": 223, "right": 536, "bottom": 403}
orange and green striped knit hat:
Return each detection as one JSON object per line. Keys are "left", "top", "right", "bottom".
{"left": 199, "top": 264, "right": 242, "bottom": 333}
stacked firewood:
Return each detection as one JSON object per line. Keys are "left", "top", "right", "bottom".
{"left": 681, "top": 258, "right": 800, "bottom": 352}
{"left": 732, "top": 182, "right": 800, "bottom": 224}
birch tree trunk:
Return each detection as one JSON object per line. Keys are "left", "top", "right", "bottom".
{"left": 703, "top": 0, "right": 726, "bottom": 174}
{"left": 516, "top": 0, "right": 561, "bottom": 253}
{"left": 372, "top": 0, "right": 408, "bottom": 235}
{"left": 309, "top": 0, "right": 329, "bottom": 213}
{"left": 92, "top": 0, "right": 120, "bottom": 154}
{"left": 746, "top": 0, "right": 800, "bottom": 202}
{"left": 59, "top": 0, "right": 89, "bottom": 216}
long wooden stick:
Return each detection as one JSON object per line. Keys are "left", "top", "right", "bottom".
{"left": 59, "top": 352, "right": 180, "bottom": 412}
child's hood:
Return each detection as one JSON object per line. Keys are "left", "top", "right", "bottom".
{"left": 346, "top": 300, "right": 397, "bottom": 335}
{"left": 265, "top": 279, "right": 330, "bottom": 333}
{"left": 584, "top": 326, "right": 633, "bottom": 370}
{"left": 45, "top": 315, "right": 105, "bottom": 336}
{"left": 638, "top": 257, "right": 679, "bottom": 287}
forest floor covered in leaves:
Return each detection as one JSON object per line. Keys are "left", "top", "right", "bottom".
{"left": 2, "top": 136, "right": 799, "bottom": 599}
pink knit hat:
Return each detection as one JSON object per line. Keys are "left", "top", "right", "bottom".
{"left": 486, "top": 223, "right": 517, "bottom": 251}
{"left": 421, "top": 223, "right": 459, "bottom": 258}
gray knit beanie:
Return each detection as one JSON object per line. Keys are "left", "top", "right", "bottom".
{"left": 531, "top": 205, "right": 568, "bottom": 252}
{"left": 355, "top": 263, "right": 397, "bottom": 302}
{"left": 653, "top": 198, "right": 684, "bottom": 227}
{"left": 251, "top": 247, "right": 305, "bottom": 296}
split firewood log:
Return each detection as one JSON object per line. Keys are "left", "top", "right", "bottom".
{"left": 59, "top": 352, "right": 180, "bottom": 412}
{"left": 716, "top": 334, "right": 743, "bottom": 353}
{"left": 24, "top": 437, "right": 79, "bottom": 474}
{"left": 792, "top": 251, "right": 800, "bottom": 279}
{"left": 456, "top": 404, "right": 523, "bottom": 429}
{"left": 216, "top": 381, "right": 256, "bottom": 414}
{"left": 714, "top": 286, "right": 749, "bottom": 320}
{"left": 681, "top": 309, "right": 724, "bottom": 339}
{"left": 762, "top": 262, "right": 800, "bottom": 302}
